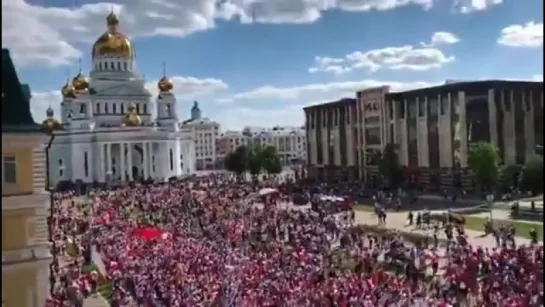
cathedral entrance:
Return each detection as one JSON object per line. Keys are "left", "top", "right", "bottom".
{"left": 126, "top": 144, "right": 144, "bottom": 181}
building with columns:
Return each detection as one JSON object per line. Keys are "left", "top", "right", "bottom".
{"left": 180, "top": 102, "right": 221, "bottom": 170}
{"left": 2, "top": 49, "right": 51, "bottom": 307}
{"left": 45, "top": 12, "right": 196, "bottom": 186}
{"left": 304, "top": 80, "right": 543, "bottom": 190}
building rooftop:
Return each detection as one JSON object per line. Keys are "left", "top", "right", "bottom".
{"left": 386, "top": 79, "right": 543, "bottom": 98}
{"left": 2, "top": 49, "right": 42, "bottom": 133}
{"left": 303, "top": 97, "right": 356, "bottom": 111}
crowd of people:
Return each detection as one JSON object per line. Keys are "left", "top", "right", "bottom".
{"left": 48, "top": 175, "right": 543, "bottom": 306}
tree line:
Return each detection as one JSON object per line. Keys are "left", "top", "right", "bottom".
{"left": 224, "top": 141, "right": 543, "bottom": 196}
{"left": 224, "top": 145, "right": 283, "bottom": 177}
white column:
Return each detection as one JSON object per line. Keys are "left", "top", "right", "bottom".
{"left": 143, "top": 142, "right": 149, "bottom": 179}
{"left": 106, "top": 143, "right": 112, "bottom": 179}
{"left": 99, "top": 143, "right": 106, "bottom": 182}
{"left": 149, "top": 142, "right": 154, "bottom": 178}
{"left": 120, "top": 142, "right": 126, "bottom": 183}
{"left": 127, "top": 143, "right": 133, "bottom": 181}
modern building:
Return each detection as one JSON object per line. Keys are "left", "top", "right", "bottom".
{"left": 304, "top": 80, "right": 543, "bottom": 190}
{"left": 180, "top": 101, "right": 221, "bottom": 170}
{"left": 45, "top": 12, "right": 196, "bottom": 185}
{"left": 2, "top": 49, "right": 51, "bottom": 307}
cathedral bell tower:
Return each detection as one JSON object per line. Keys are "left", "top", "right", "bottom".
{"left": 155, "top": 63, "right": 177, "bottom": 127}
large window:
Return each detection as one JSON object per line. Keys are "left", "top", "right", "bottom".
{"left": 2, "top": 156, "right": 16, "bottom": 184}
{"left": 365, "top": 127, "right": 381, "bottom": 145}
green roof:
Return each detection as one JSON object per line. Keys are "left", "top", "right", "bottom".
{"left": 2, "top": 49, "right": 42, "bottom": 133}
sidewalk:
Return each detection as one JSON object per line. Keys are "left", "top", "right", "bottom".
{"left": 354, "top": 211, "right": 532, "bottom": 248}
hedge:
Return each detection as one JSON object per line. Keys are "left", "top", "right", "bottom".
{"left": 429, "top": 213, "right": 466, "bottom": 225}
{"left": 352, "top": 224, "right": 449, "bottom": 246}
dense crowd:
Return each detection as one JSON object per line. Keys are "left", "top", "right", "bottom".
{"left": 48, "top": 175, "right": 543, "bottom": 306}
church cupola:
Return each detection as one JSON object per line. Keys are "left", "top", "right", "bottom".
{"left": 155, "top": 63, "right": 178, "bottom": 125}
{"left": 41, "top": 106, "right": 62, "bottom": 132}
{"left": 190, "top": 101, "right": 201, "bottom": 120}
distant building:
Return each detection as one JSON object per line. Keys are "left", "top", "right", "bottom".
{"left": 215, "top": 126, "right": 307, "bottom": 168}
{"left": 2, "top": 48, "right": 51, "bottom": 307}
{"left": 242, "top": 126, "right": 307, "bottom": 165}
{"left": 304, "top": 80, "right": 543, "bottom": 190}
{"left": 180, "top": 101, "right": 220, "bottom": 170}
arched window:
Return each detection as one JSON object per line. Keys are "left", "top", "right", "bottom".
{"left": 121, "top": 103, "right": 125, "bottom": 114}
{"left": 80, "top": 103, "right": 86, "bottom": 114}
{"left": 117, "top": 62, "right": 121, "bottom": 70}
{"left": 166, "top": 104, "right": 171, "bottom": 117}
{"left": 104, "top": 103, "right": 109, "bottom": 114}
{"left": 96, "top": 103, "right": 100, "bottom": 114}
{"left": 143, "top": 104, "right": 147, "bottom": 114}
{"left": 124, "top": 62, "right": 128, "bottom": 71}
{"left": 113, "top": 104, "right": 117, "bottom": 114}
{"left": 98, "top": 62, "right": 102, "bottom": 71}
{"left": 110, "top": 62, "right": 115, "bottom": 70}
{"left": 136, "top": 104, "right": 140, "bottom": 114}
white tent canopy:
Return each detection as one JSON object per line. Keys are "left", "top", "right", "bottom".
{"left": 259, "top": 188, "right": 278, "bottom": 196}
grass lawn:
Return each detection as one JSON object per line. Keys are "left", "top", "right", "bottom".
{"left": 82, "top": 263, "right": 113, "bottom": 302}
{"left": 463, "top": 215, "right": 543, "bottom": 241}
{"left": 520, "top": 194, "right": 544, "bottom": 202}
{"left": 354, "top": 204, "right": 374, "bottom": 211}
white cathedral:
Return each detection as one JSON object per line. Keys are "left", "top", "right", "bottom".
{"left": 42, "top": 12, "right": 196, "bottom": 185}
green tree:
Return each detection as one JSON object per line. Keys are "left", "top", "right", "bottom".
{"left": 247, "top": 146, "right": 263, "bottom": 177}
{"left": 520, "top": 154, "right": 544, "bottom": 194}
{"left": 225, "top": 145, "right": 249, "bottom": 177}
{"left": 261, "top": 146, "right": 283, "bottom": 175}
{"left": 378, "top": 143, "right": 405, "bottom": 188}
{"left": 497, "top": 164, "right": 522, "bottom": 192}
{"left": 467, "top": 142, "right": 502, "bottom": 191}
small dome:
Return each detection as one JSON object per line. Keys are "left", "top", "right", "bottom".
{"left": 72, "top": 72, "right": 89, "bottom": 91}
{"left": 46, "top": 106, "right": 54, "bottom": 118}
{"left": 61, "top": 82, "right": 76, "bottom": 99}
{"left": 106, "top": 11, "right": 119, "bottom": 26}
{"left": 41, "top": 107, "right": 61, "bottom": 132}
{"left": 158, "top": 76, "right": 174, "bottom": 93}
{"left": 122, "top": 103, "right": 141, "bottom": 126}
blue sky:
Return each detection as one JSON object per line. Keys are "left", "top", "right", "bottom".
{"left": 3, "top": 0, "right": 543, "bottom": 130}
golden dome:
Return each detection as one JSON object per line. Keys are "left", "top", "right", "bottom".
{"left": 122, "top": 103, "right": 142, "bottom": 126}
{"left": 158, "top": 76, "right": 174, "bottom": 92}
{"left": 71, "top": 72, "right": 89, "bottom": 92}
{"left": 61, "top": 82, "right": 76, "bottom": 99}
{"left": 41, "top": 107, "right": 62, "bottom": 132}
{"left": 92, "top": 12, "right": 133, "bottom": 59}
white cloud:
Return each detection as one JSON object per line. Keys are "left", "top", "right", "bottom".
{"left": 497, "top": 21, "right": 543, "bottom": 48}
{"left": 219, "top": 79, "right": 438, "bottom": 104}
{"left": 144, "top": 76, "right": 228, "bottom": 100}
{"left": 310, "top": 45, "right": 454, "bottom": 74}
{"left": 216, "top": 78, "right": 438, "bottom": 129}
{"left": 455, "top": 0, "right": 503, "bottom": 13}
{"left": 420, "top": 31, "right": 460, "bottom": 47}
{"left": 3, "top": 0, "right": 492, "bottom": 67}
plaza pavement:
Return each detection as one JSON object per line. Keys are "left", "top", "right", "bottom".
{"left": 353, "top": 210, "right": 533, "bottom": 248}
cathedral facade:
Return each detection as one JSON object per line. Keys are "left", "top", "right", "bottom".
{"left": 44, "top": 12, "right": 196, "bottom": 185}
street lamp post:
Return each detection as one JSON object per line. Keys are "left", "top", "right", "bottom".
{"left": 487, "top": 194, "right": 494, "bottom": 220}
